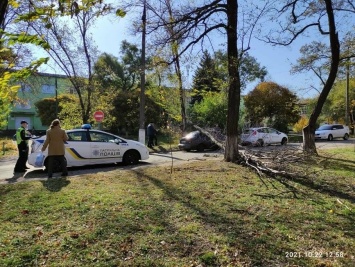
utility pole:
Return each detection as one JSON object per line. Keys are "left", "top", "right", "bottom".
{"left": 138, "top": 0, "right": 146, "bottom": 144}
{"left": 55, "top": 76, "right": 58, "bottom": 118}
{"left": 346, "top": 52, "right": 350, "bottom": 126}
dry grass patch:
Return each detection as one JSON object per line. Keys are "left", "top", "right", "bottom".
{"left": 0, "top": 138, "right": 17, "bottom": 158}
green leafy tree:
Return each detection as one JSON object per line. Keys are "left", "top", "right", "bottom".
{"left": 0, "top": 0, "right": 48, "bottom": 109}
{"left": 120, "top": 40, "right": 142, "bottom": 91}
{"left": 58, "top": 97, "right": 82, "bottom": 130}
{"left": 265, "top": 0, "right": 355, "bottom": 154}
{"left": 10, "top": 0, "right": 124, "bottom": 125}
{"left": 93, "top": 41, "right": 143, "bottom": 93}
{"left": 35, "top": 94, "right": 80, "bottom": 127}
{"left": 0, "top": 99, "right": 11, "bottom": 129}
{"left": 146, "top": 84, "right": 181, "bottom": 124}
{"left": 92, "top": 42, "right": 145, "bottom": 132}
{"left": 109, "top": 90, "right": 168, "bottom": 136}
{"left": 142, "top": 0, "right": 190, "bottom": 131}
{"left": 189, "top": 91, "right": 228, "bottom": 129}
{"left": 89, "top": 92, "right": 116, "bottom": 130}
{"left": 191, "top": 51, "right": 222, "bottom": 104}
{"left": 244, "top": 82, "right": 300, "bottom": 133}
{"left": 189, "top": 90, "right": 247, "bottom": 132}
{"left": 302, "top": 78, "right": 355, "bottom": 127}
{"left": 189, "top": 50, "right": 266, "bottom": 132}
{"left": 94, "top": 53, "right": 124, "bottom": 91}
{"left": 1, "top": 0, "right": 125, "bottom": 95}
{"left": 213, "top": 50, "right": 267, "bottom": 92}
{"left": 34, "top": 98, "right": 57, "bottom": 126}
{"left": 26, "top": 7, "right": 102, "bottom": 124}
{"left": 146, "top": 1, "right": 269, "bottom": 161}
{"left": 326, "top": 78, "right": 355, "bottom": 124}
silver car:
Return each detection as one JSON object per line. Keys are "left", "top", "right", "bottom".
{"left": 315, "top": 124, "right": 350, "bottom": 141}
{"left": 241, "top": 127, "right": 288, "bottom": 146}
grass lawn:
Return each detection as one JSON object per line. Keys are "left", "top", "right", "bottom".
{"left": 0, "top": 145, "right": 354, "bottom": 266}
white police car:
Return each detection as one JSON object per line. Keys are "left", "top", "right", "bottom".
{"left": 28, "top": 124, "right": 149, "bottom": 171}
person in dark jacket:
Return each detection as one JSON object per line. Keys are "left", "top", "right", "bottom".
{"left": 147, "top": 123, "right": 157, "bottom": 148}
{"left": 14, "top": 120, "right": 32, "bottom": 173}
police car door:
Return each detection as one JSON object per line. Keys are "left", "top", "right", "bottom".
{"left": 66, "top": 131, "right": 92, "bottom": 166}
{"left": 268, "top": 128, "right": 281, "bottom": 144}
{"left": 89, "top": 131, "right": 122, "bottom": 164}
{"left": 259, "top": 128, "right": 271, "bottom": 145}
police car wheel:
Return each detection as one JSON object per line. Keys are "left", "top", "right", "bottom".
{"left": 123, "top": 150, "right": 140, "bottom": 165}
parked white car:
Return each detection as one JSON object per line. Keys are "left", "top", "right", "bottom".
{"left": 28, "top": 124, "right": 149, "bottom": 172}
{"left": 315, "top": 124, "right": 350, "bottom": 141}
{"left": 241, "top": 127, "right": 288, "bottom": 146}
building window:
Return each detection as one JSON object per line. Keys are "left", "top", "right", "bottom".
{"left": 14, "top": 100, "right": 31, "bottom": 109}
{"left": 299, "top": 104, "right": 308, "bottom": 115}
{"left": 42, "top": 84, "right": 55, "bottom": 94}
{"left": 21, "top": 83, "right": 31, "bottom": 93}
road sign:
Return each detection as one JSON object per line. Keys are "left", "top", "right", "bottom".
{"left": 93, "top": 110, "right": 104, "bottom": 122}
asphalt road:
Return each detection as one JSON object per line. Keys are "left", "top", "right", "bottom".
{"left": 1, "top": 139, "right": 354, "bottom": 185}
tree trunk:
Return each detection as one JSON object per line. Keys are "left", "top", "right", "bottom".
{"left": 166, "top": 0, "right": 186, "bottom": 132}
{"left": 0, "top": 0, "right": 7, "bottom": 28}
{"left": 175, "top": 58, "right": 187, "bottom": 132}
{"left": 224, "top": 0, "right": 241, "bottom": 162}
{"left": 302, "top": 123, "right": 317, "bottom": 154}
{"left": 302, "top": 0, "right": 340, "bottom": 154}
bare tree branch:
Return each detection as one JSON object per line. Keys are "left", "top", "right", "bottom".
{"left": 265, "top": 22, "right": 319, "bottom": 46}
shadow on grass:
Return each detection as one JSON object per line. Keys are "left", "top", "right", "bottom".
{"left": 267, "top": 171, "right": 355, "bottom": 204}
{"left": 318, "top": 154, "right": 355, "bottom": 167}
{"left": 40, "top": 177, "right": 70, "bottom": 192}
{"left": 2, "top": 160, "right": 353, "bottom": 266}
{"left": 21, "top": 162, "right": 149, "bottom": 181}
{"left": 244, "top": 147, "right": 355, "bottom": 203}
{"left": 287, "top": 157, "right": 355, "bottom": 203}
{"left": 127, "top": 168, "right": 355, "bottom": 266}
{"left": 4, "top": 173, "right": 26, "bottom": 184}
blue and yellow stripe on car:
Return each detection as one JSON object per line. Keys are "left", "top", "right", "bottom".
{"left": 66, "top": 148, "right": 87, "bottom": 160}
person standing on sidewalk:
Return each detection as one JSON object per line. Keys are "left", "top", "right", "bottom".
{"left": 13, "top": 120, "right": 32, "bottom": 173}
{"left": 41, "top": 119, "right": 69, "bottom": 178}
{"left": 147, "top": 123, "right": 157, "bottom": 148}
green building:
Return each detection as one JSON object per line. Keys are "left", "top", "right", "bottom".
{"left": 6, "top": 72, "right": 72, "bottom": 133}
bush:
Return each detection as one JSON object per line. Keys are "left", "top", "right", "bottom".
{"left": 0, "top": 138, "right": 18, "bottom": 156}
{"left": 189, "top": 92, "right": 228, "bottom": 129}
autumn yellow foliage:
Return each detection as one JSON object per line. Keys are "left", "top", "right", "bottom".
{"left": 0, "top": 72, "right": 20, "bottom": 100}
{"left": 293, "top": 116, "right": 309, "bottom": 133}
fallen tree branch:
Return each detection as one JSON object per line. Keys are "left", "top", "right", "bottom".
{"left": 193, "top": 124, "right": 226, "bottom": 151}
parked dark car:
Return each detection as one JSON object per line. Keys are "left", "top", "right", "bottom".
{"left": 178, "top": 130, "right": 218, "bottom": 152}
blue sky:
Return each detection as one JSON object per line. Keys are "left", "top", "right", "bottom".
{"left": 90, "top": 13, "right": 319, "bottom": 98}
{"left": 37, "top": 7, "right": 319, "bottom": 99}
